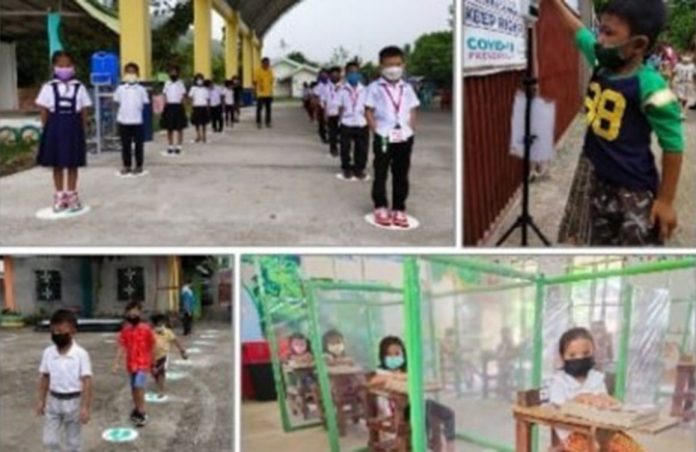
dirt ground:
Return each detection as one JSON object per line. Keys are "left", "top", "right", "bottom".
{"left": 0, "top": 322, "right": 233, "bottom": 452}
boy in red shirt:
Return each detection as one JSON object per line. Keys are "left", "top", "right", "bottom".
{"left": 112, "top": 302, "right": 155, "bottom": 427}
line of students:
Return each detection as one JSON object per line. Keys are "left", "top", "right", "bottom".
{"left": 309, "top": 46, "right": 421, "bottom": 229}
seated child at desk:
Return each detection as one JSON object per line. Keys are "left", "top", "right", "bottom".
{"left": 322, "top": 329, "right": 354, "bottom": 366}
{"left": 286, "top": 332, "right": 316, "bottom": 389}
{"left": 369, "top": 336, "right": 456, "bottom": 452}
{"left": 549, "top": 327, "right": 643, "bottom": 452}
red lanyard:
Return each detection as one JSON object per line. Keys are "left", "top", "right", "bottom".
{"left": 381, "top": 83, "right": 404, "bottom": 115}
{"left": 347, "top": 86, "right": 360, "bottom": 113}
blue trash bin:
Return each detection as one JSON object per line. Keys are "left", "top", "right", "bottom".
{"left": 242, "top": 89, "right": 255, "bottom": 107}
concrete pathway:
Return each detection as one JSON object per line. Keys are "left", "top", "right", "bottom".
{"left": 0, "top": 104, "right": 454, "bottom": 246}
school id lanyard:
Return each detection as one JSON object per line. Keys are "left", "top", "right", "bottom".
{"left": 381, "top": 82, "right": 404, "bottom": 127}
{"left": 347, "top": 86, "right": 361, "bottom": 113}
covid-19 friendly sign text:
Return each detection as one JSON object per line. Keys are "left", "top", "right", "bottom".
{"left": 463, "top": 0, "right": 527, "bottom": 75}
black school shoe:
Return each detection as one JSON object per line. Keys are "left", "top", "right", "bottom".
{"left": 354, "top": 171, "right": 368, "bottom": 181}
{"left": 342, "top": 169, "right": 353, "bottom": 180}
{"left": 132, "top": 167, "right": 144, "bottom": 175}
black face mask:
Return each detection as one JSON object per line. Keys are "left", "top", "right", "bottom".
{"left": 52, "top": 333, "right": 72, "bottom": 349}
{"left": 169, "top": 74, "right": 179, "bottom": 81}
{"left": 563, "top": 356, "right": 595, "bottom": 378}
{"left": 126, "top": 316, "right": 140, "bottom": 325}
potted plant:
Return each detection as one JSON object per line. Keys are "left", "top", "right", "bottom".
{"left": 0, "top": 308, "right": 25, "bottom": 328}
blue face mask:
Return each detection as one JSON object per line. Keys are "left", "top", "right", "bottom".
{"left": 346, "top": 72, "right": 361, "bottom": 86}
{"left": 319, "top": 75, "right": 328, "bottom": 83}
{"left": 384, "top": 355, "right": 404, "bottom": 370}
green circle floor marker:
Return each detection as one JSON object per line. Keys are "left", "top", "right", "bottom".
{"left": 102, "top": 427, "right": 138, "bottom": 443}
{"left": 145, "top": 392, "right": 169, "bottom": 403}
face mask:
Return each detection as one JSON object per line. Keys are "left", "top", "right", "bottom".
{"left": 292, "top": 345, "right": 307, "bottom": 355}
{"left": 319, "top": 75, "right": 328, "bottom": 83}
{"left": 327, "top": 343, "right": 345, "bottom": 355}
{"left": 169, "top": 73, "right": 179, "bottom": 81}
{"left": 346, "top": 72, "right": 361, "bottom": 86}
{"left": 594, "top": 38, "right": 638, "bottom": 71}
{"left": 196, "top": 79, "right": 204, "bottom": 86}
{"left": 382, "top": 66, "right": 403, "bottom": 82}
{"left": 54, "top": 66, "right": 75, "bottom": 81}
{"left": 563, "top": 356, "right": 595, "bottom": 378}
{"left": 123, "top": 73, "right": 138, "bottom": 84}
{"left": 126, "top": 315, "right": 140, "bottom": 325}
{"left": 51, "top": 332, "right": 72, "bottom": 348}
{"left": 384, "top": 355, "right": 404, "bottom": 370}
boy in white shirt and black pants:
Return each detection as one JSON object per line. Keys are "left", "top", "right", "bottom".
{"left": 365, "top": 46, "right": 420, "bottom": 228}
{"left": 37, "top": 309, "right": 93, "bottom": 452}
{"left": 324, "top": 66, "right": 343, "bottom": 157}
{"left": 338, "top": 61, "right": 369, "bottom": 180}
{"left": 114, "top": 62, "right": 150, "bottom": 175}
{"left": 208, "top": 79, "right": 224, "bottom": 133}
{"left": 313, "top": 69, "right": 330, "bottom": 143}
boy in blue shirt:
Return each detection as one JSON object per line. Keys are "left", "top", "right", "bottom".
{"left": 548, "top": 0, "right": 684, "bottom": 245}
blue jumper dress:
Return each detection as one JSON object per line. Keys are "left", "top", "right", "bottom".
{"left": 37, "top": 82, "right": 87, "bottom": 168}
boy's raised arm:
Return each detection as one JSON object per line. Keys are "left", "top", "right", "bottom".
{"left": 545, "top": 0, "right": 584, "bottom": 34}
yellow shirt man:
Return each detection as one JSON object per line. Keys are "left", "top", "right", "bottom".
{"left": 254, "top": 65, "right": 275, "bottom": 98}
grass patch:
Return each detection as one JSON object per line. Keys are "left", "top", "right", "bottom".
{"left": 0, "top": 141, "right": 37, "bottom": 176}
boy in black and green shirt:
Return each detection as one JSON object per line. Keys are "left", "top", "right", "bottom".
{"left": 548, "top": 0, "right": 684, "bottom": 245}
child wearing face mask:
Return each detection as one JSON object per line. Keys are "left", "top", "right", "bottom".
{"left": 35, "top": 51, "right": 92, "bottom": 213}
{"left": 160, "top": 65, "right": 188, "bottom": 154}
{"left": 322, "top": 329, "right": 354, "bottom": 366}
{"left": 673, "top": 54, "right": 695, "bottom": 118}
{"left": 548, "top": 0, "right": 684, "bottom": 246}
{"left": 113, "top": 62, "right": 150, "bottom": 175}
{"left": 313, "top": 70, "right": 331, "bottom": 143}
{"left": 549, "top": 327, "right": 642, "bottom": 451}
{"left": 150, "top": 314, "right": 188, "bottom": 398}
{"left": 112, "top": 302, "right": 155, "bottom": 427}
{"left": 365, "top": 46, "right": 421, "bottom": 228}
{"left": 369, "top": 336, "right": 456, "bottom": 452}
{"left": 37, "top": 309, "right": 93, "bottom": 452}
{"left": 189, "top": 73, "right": 211, "bottom": 143}
{"left": 338, "top": 61, "right": 369, "bottom": 181}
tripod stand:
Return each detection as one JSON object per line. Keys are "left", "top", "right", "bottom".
{"left": 496, "top": 25, "right": 551, "bottom": 247}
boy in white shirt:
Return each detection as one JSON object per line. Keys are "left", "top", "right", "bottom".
{"left": 160, "top": 65, "right": 188, "bottom": 154}
{"left": 114, "top": 62, "right": 150, "bottom": 175}
{"left": 37, "top": 309, "right": 93, "bottom": 452}
{"left": 365, "top": 46, "right": 420, "bottom": 228}
{"left": 324, "top": 66, "right": 343, "bottom": 157}
{"left": 208, "top": 79, "right": 224, "bottom": 133}
{"left": 189, "top": 73, "right": 211, "bottom": 143}
{"left": 338, "top": 61, "right": 369, "bottom": 180}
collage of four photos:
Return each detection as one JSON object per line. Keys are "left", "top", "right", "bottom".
{"left": 0, "top": 0, "right": 695, "bottom": 451}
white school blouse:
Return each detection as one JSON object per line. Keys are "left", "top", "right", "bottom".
{"left": 222, "top": 87, "right": 235, "bottom": 105}
{"left": 35, "top": 79, "right": 92, "bottom": 113}
{"left": 364, "top": 77, "right": 420, "bottom": 139}
{"left": 338, "top": 83, "right": 368, "bottom": 127}
{"left": 188, "top": 86, "right": 210, "bottom": 107}
{"left": 209, "top": 86, "right": 223, "bottom": 107}
{"left": 323, "top": 81, "right": 343, "bottom": 116}
{"left": 162, "top": 80, "right": 186, "bottom": 104}
{"left": 113, "top": 83, "right": 150, "bottom": 125}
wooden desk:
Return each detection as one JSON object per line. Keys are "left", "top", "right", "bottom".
{"left": 324, "top": 364, "right": 366, "bottom": 436}
{"left": 283, "top": 361, "right": 316, "bottom": 419}
{"left": 364, "top": 380, "right": 443, "bottom": 452}
{"left": 513, "top": 405, "right": 635, "bottom": 452}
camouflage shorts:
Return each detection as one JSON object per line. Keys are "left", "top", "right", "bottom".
{"left": 589, "top": 179, "right": 662, "bottom": 246}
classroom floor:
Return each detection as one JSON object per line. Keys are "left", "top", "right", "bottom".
{"left": 0, "top": 104, "right": 454, "bottom": 247}
{"left": 0, "top": 322, "right": 233, "bottom": 452}
{"left": 487, "top": 106, "right": 696, "bottom": 247}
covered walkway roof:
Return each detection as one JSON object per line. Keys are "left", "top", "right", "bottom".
{"left": 0, "top": 0, "right": 118, "bottom": 40}
{"left": 227, "top": 0, "right": 301, "bottom": 38}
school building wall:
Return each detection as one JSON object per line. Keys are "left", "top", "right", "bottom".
{"left": 463, "top": 3, "right": 584, "bottom": 245}
{"left": 10, "top": 256, "right": 172, "bottom": 317}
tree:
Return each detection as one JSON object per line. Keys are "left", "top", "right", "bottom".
{"left": 151, "top": 1, "right": 193, "bottom": 74}
{"left": 407, "top": 31, "right": 452, "bottom": 88}
{"left": 286, "top": 51, "right": 318, "bottom": 68}
{"left": 328, "top": 45, "right": 351, "bottom": 67}
{"left": 666, "top": 0, "right": 696, "bottom": 51}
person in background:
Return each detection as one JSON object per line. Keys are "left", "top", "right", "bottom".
{"left": 180, "top": 280, "right": 195, "bottom": 336}
{"left": 150, "top": 313, "right": 188, "bottom": 398}
{"left": 208, "top": 79, "right": 224, "bottom": 133}
{"left": 253, "top": 57, "right": 275, "bottom": 128}
{"left": 35, "top": 50, "right": 92, "bottom": 213}
{"left": 189, "top": 73, "right": 210, "bottom": 143}
{"left": 338, "top": 61, "right": 369, "bottom": 180}
{"left": 231, "top": 76, "right": 242, "bottom": 122}
{"left": 114, "top": 62, "right": 150, "bottom": 176}
{"left": 160, "top": 65, "right": 188, "bottom": 154}
{"left": 37, "top": 309, "right": 93, "bottom": 452}
{"left": 673, "top": 53, "right": 695, "bottom": 119}
{"left": 222, "top": 79, "right": 235, "bottom": 128}
{"left": 313, "top": 69, "right": 330, "bottom": 143}
{"left": 323, "top": 66, "right": 344, "bottom": 157}
{"left": 302, "top": 82, "right": 314, "bottom": 122}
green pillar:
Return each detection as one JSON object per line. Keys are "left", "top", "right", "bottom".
{"left": 615, "top": 283, "right": 633, "bottom": 401}
{"left": 530, "top": 276, "right": 545, "bottom": 452}
{"left": 404, "top": 258, "right": 426, "bottom": 452}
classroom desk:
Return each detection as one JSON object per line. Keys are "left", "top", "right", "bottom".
{"left": 325, "top": 364, "right": 366, "bottom": 435}
{"left": 283, "top": 361, "right": 316, "bottom": 419}
{"left": 513, "top": 405, "right": 641, "bottom": 452}
{"left": 364, "top": 380, "right": 442, "bottom": 451}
